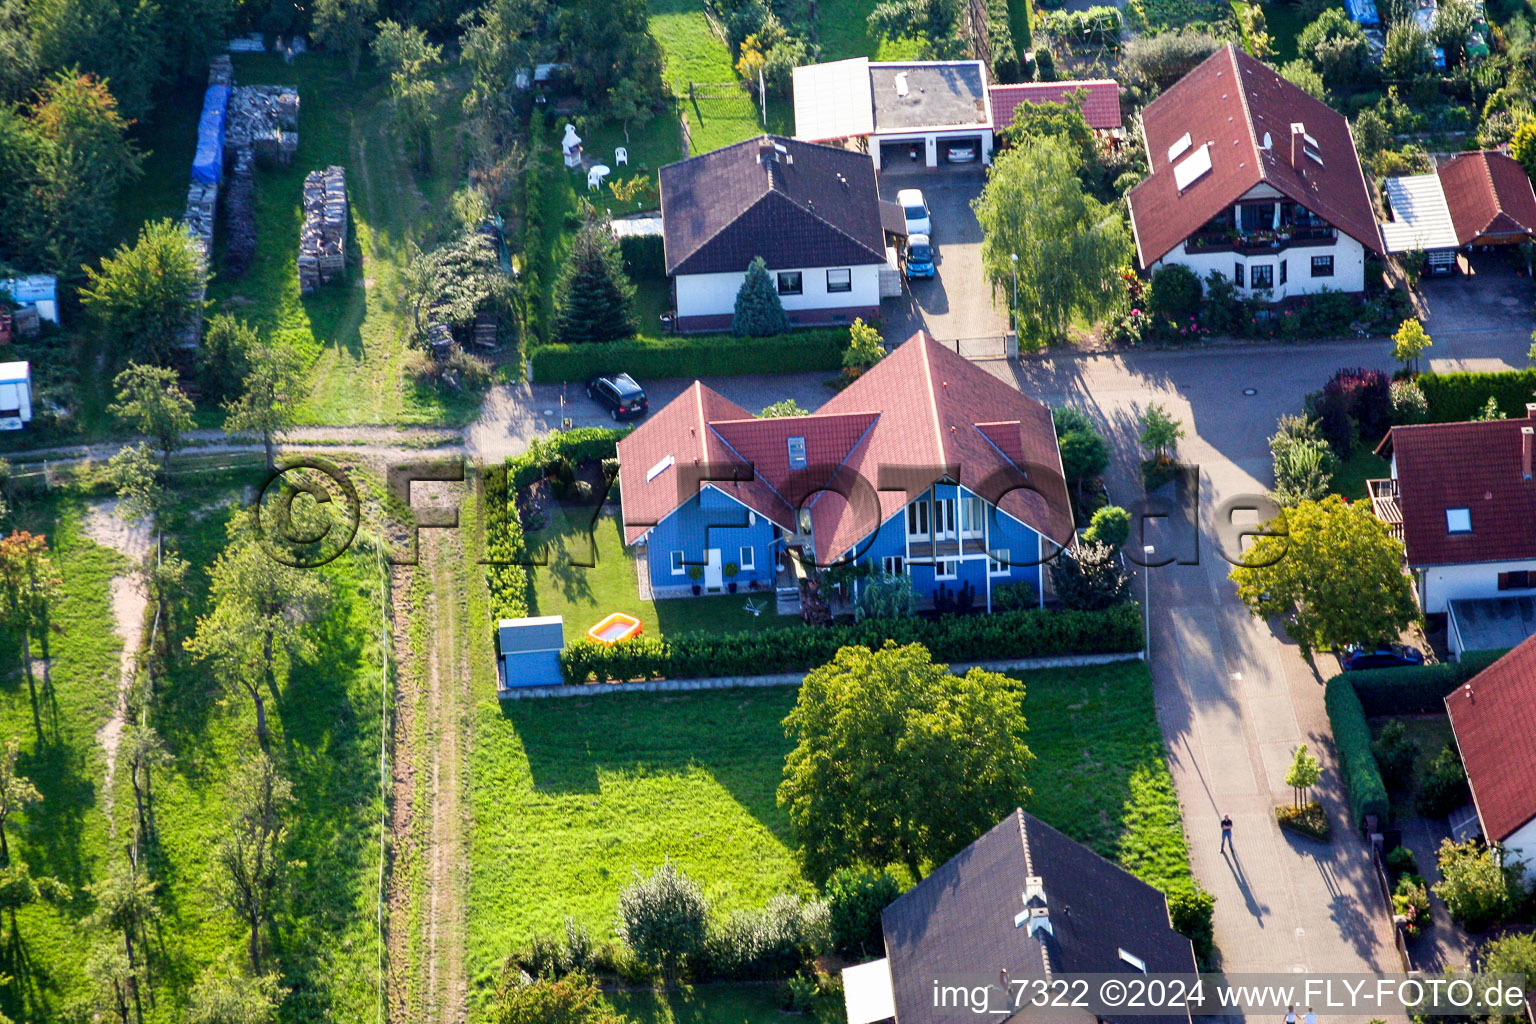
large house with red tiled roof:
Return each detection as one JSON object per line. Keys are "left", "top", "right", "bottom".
{"left": 615, "top": 333, "right": 1074, "bottom": 607}
{"left": 1126, "top": 45, "right": 1382, "bottom": 300}
{"left": 1368, "top": 407, "right": 1536, "bottom": 627}
{"left": 1445, "top": 635, "right": 1536, "bottom": 869}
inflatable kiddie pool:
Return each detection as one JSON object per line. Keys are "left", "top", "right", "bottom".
{"left": 587, "top": 612, "right": 642, "bottom": 645}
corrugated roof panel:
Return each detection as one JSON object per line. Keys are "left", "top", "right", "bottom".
{"left": 792, "top": 58, "right": 874, "bottom": 141}
{"left": 1380, "top": 173, "right": 1460, "bottom": 252}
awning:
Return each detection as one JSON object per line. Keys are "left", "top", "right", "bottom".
{"left": 1380, "top": 173, "right": 1460, "bottom": 253}
{"left": 842, "top": 958, "right": 896, "bottom": 1024}
{"left": 793, "top": 58, "right": 874, "bottom": 142}
{"left": 880, "top": 200, "right": 908, "bottom": 236}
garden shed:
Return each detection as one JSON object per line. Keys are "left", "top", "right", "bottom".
{"left": 0, "top": 274, "right": 59, "bottom": 323}
{"left": 496, "top": 616, "right": 565, "bottom": 691}
{"left": 0, "top": 361, "right": 33, "bottom": 431}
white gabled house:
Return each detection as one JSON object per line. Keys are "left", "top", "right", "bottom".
{"left": 1445, "top": 636, "right": 1536, "bottom": 871}
{"left": 1126, "top": 45, "right": 1383, "bottom": 300}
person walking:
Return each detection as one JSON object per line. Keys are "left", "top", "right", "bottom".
{"left": 1221, "top": 814, "right": 1233, "bottom": 852}
{"left": 1284, "top": 1005, "right": 1297, "bottom": 1024}
{"left": 1303, "top": 1007, "right": 1317, "bottom": 1024}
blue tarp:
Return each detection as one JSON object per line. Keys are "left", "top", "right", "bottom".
{"left": 191, "top": 84, "right": 231, "bottom": 185}
{"left": 1345, "top": 0, "right": 1380, "bottom": 26}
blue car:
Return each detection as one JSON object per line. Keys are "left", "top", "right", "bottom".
{"left": 1340, "top": 642, "right": 1425, "bottom": 671}
{"left": 905, "top": 234, "right": 934, "bottom": 279}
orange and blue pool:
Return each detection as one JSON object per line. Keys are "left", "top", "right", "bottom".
{"left": 586, "top": 612, "right": 642, "bottom": 645}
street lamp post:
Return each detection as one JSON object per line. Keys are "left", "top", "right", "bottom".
{"left": 1010, "top": 253, "right": 1019, "bottom": 334}
{"left": 1143, "top": 544, "right": 1155, "bottom": 659}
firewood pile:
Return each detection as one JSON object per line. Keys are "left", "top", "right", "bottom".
{"left": 226, "top": 85, "right": 299, "bottom": 166}
{"left": 209, "top": 54, "right": 233, "bottom": 86}
{"left": 223, "top": 148, "right": 257, "bottom": 278}
{"left": 183, "top": 182, "right": 217, "bottom": 261}
{"left": 298, "top": 165, "right": 347, "bottom": 293}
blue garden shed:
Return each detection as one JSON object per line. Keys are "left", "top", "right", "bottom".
{"left": 496, "top": 616, "right": 565, "bottom": 690}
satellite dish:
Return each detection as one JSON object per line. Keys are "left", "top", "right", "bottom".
{"left": 1262, "top": 132, "right": 1272, "bottom": 150}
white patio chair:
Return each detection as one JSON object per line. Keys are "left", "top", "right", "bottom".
{"left": 587, "top": 167, "right": 604, "bottom": 190}
{"left": 615, "top": 146, "right": 629, "bottom": 166}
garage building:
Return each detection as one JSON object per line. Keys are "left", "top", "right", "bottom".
{"left": 792, "top": 58, "right": 994, "bottom": 170}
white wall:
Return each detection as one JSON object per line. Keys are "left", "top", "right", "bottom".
{"left": 1423, "top": 559, "right": 1536, "bottom": 615}
{"left": 1152, "top": 232, "right": 1367, "bottom": 300}
{"left": 871, "top": 129, "right": 993, "bottom": 169}
{"left": 675, "top": 263, "right": 882, "bottom": 318}
{"left": 1502, "top": 815, "right": 1536, "bottom": 874}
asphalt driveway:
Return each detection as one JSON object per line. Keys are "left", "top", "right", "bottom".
{"left": 878, "top": 167, "right": 1009, "bottom": 345}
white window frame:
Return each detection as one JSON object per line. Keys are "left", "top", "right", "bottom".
{"left": 933, "top": 497, "right": 956, "bottom": 539}
{"left": 988, "top": 549, "right": 1010, "bottom": 575}
{"left": 826, "top": 268, "right": 852, "bottom": 293}
{"left": 670, "top": 550, "right": 686, "bottom": 575}
{"left": 1251, "top": 264, "right": 1274, "bottom": 290}
{"left": 960, "top": 495, "right": 985, "bottom": 539}
{"left": 776, "top": 271, "right": 803, "bottom": 296}
{"left": 906, "top": 500, "right": 930, "bottom": 540}
{"left": 1311, "top": 254, "right": 1334, "bottom": 278}
{"left": 739, "top": 545, "right": 755, "bottom": 572}
{"left": 882, "top": 555, "right": 905, "bottom": 576}
{"left": 934, "top": 558, "right": 958, "bottom": 580}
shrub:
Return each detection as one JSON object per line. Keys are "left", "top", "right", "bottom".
{"left": 1415, "top": 745, "right": 1470, "bottom": 819}
{"left": 982, "top": 0, "right": 1021, "bottom": 80}
{"left": 1276, "top": 801, "right": 1331, "bottom": 840}
{"left": 1416, "top": 369, "right": 1536, "bottom": 422}
{"left": 853, "top": 573, "right": 916, "bottom": 621}
{"left": 530, "top": 329, "right": 847, "bottom": 382}
{"left": 1392, "top": 873, "right": 1430, "bottom": 938}
{"left": 705, "top": 894, "right": 831, "bottom": 980}
{"left": 1479, "top": 931, "right": 1536, "bottom": 998}
{"left": 1120, "top": 31, "right": 1220, "bottom": 92}
{"left": 1371, "top": 719, "right": 1419, "bottom": 793}
{"left": 824, "top": 868, "right": 902, "bottom": 958}
{"left": 1148, "top": 264, "right": 1202, "bottom": 323}
{"left": 1082, "top": 505, "right": 1131, "bottom": 549}
{"left": 1199, "top": 269, "right": 1242, "bottom": 334}
{"left": 843, "top": 318, "right": 885, "bottom": 371}
{"left": 617, "top": 861, "right": 710, "bottom": 980}
{"left": 1050, "top": 540, "right": 1132, "bottom": 611}
{"left": 1298, "top": 8, "right": 1370, "bottom": 90}
{"left": 1385, "top": 844, "right": 1419, "bottom": 880}
{"left": 734, "top": 256, "right": 790, "bottom": 337}
{"left": 1324, "top": 676, "right": 1390, "bottom": 830}
{"left": 1434, "top": 838, "right": 1523, "bottom": 932}
{"left": 1390, "top": 379, "right": 1429, "bottom": 424}
{"left": 1053, "top": 406, "right": 1110, "bottom": 498}
{"left": 560, "top": 603, "right": 1144, "bottom": 683}
{"left": 1168, "top": 888, "right": 1216, "bottom": 968}
{"left": 617, "top": 233, "right": 665, "bottom": 280}
{"left": 991, "top": 580, "right": 1038, "bottom": 611}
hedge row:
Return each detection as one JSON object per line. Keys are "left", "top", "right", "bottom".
{"left": 1341, "top": 648, "right": 1509, "bottom": 716}
{"left": 617, "top": 234, "right": 665, "bottom": 281}
{"left": 530, "top": 329, "right": 848, "bottom": 383}
{"left": 1417, "top": 369, "right": 1536, "bottom": 423}
{"left": 559, "top": 603, "right": 1144, "bottom": 684}
{"left": 1324, "top": 676, "right": 1390, "bottom": 830}
{"left": 485, "top": 427, "right": 629, "bottom": 622}
{"left": 983, "top": 0, "right": 1022, "bottom": 82}
{"left": 521, "top": 109, "right": 573, "bottom": 348}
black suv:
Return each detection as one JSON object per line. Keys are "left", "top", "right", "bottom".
{"left": 587, "top": 373, "right": 649, "bottom": 420}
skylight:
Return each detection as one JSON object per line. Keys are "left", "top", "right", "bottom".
{"left": 1118, "top": 949, "right": 1148, "bottom": 973}
{"left": 645, "top": 455, "right": 675, "bottom": 482}
{"left": 1173, "top": 143, "right": 1212, "bottom": 192}
{"left": 1167, "top": 131, "right": 1192, "bottom": 163}
{"left": 1446, "top": 507, "right": 1471, "bottom": 533}
{"left": 1305, "top": 147, "right": 1324, "bottom": 166}
{"left": 787, "top": 436, "right": 807, "bottom": 469}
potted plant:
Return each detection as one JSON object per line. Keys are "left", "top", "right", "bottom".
{"left": 724, "top": 561, "right": 739, "bottom": 593}
{"left": 688, "top": 564, "right": 703, "bottom": 595}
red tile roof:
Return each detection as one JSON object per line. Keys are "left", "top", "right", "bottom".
{"left": 1125, "top": 45, "right": 1381, "bottom": 267}
{"left": 1445, "top": 635, "right": 1536, "bottom": 843}
{"left": 989, "top": 80, "right": 1122, "bottom": 133}
{"left": 1437, "top": 150, "right": 1536, "bottom": 245}
{"left": 1381, "top": 416, "right": 1536, "bottom": 568}
{"left": 616, "top": 333, "right": 1074, "bottom": 559}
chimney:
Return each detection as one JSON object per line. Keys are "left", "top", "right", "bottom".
{"left": 1014, "top": 876, "right": 1051, "bottom": 936}
{"left": 1522, "top": 426, "right": 1533, "bottom": 480}
{"left": 1290, "top": 122, "right": 1306, "bottom": 167}
{"left": 1526, "top": 402, "right": 1536, "bottom": 419}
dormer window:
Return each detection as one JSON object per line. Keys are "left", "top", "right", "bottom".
{"left": 787, "top": 436, "right": 807, "bottom": 469}
{"left": 1446, "top": 508, "right": 1472, "bottom": 533}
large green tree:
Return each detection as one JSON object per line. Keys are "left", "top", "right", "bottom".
{"left": 0, "top": 738, "right": 39, "bottom": 868}
{"left": 1230, "top": 495, "right": 1418, "bottom": 656}
{"left": 312, "top": 0, "right": 377, "bottom": 75}
{"left": 371, "top": 20, "right": 442, "bottom": 170}
{"left": 556, "top": 0, "right": 661, "bottom": 104}
{"left": 0, "top": 532, "right": 60, "bottom": 713}
{"left": 973, "top": 137, "right": 1129, "bottom": 348}
{"left": 867, "top": 0, "right": 965, "bottom": 58}
{"left": 223, "top": 339, "right": 305, "bottom": 471}
{"left": 1297, "top": 8, "right": 1370, "bottom": 90}
{"left": 108, "top": 363, "right": 196, "bottom": 473}
{"left": 216, "top": 753, "right": 295, "bottom": 970}
{"left": 779, "top": 642, "right": 1032, "bottom": 882}
{"left": 186, "top": 956, "right": 283, "bottom": 1024}
{"left": 81, "top": 220, "right": 205, "bottom": 365}
{"left": 551, "top": 220, "right": 638, "bottom": 345}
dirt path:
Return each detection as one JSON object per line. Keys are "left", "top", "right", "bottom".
{"left": 386, "top": 522, "right": 469, "bottom": 1024}
{"left": 83, "top": 500, "right": 153, "bottom": 836}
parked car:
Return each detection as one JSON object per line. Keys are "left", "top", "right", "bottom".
{"left": 896, "top": 188, "right": 931, "bottom": 236}
{"left": 904, "top": 234, "right": 934, "bottom": 279}
{"left": 945, "top": 143, "right": 978, "bottom": 163}
{"left": 1340, "top": 642, "right": 1425, "bottom": 671}
{"left": 586, "top": 372, "right": 649, "bottom": 420}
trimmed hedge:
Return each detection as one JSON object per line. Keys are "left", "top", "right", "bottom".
{"left": 485, "top": 427, "right": 629, "bottom": 622}
{"left": 1417, "top": 369, "right": 1536, "bottom": 423}
{"left": 617, "top": 234, "right": 665, "bottom": 281}
{"left": 1324, "top": 676, "right": 1390, "bottom": 830}
{"left": 983, "top": 0, "right": 1022, "bottom": 81}
{"left": 559, "top": 603, "right": 1144, "bottom": 684}
{"left": 1340, "top": 648, "right": 1510, "bottom": 716}
{"left": 530, "top": 329, "right": 848, "bottom": 383}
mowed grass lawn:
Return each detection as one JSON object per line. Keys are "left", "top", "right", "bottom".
{"left": 1332, "top": 443, "right": 1391, "bottom": 501}
{"left": 465, "top": 659, "right": 1189, "bottom": 1013}
{"left": 649, "top": 0, "right": 766, "bottom": 153}
{"left": 524, "top": 510, "right": 794, "bottom": 637}
{"left": 814, "top": 0, "right": 927, "bottom": 62}
{"left": 204, "top": 53, "right": 479, "bottom": 426}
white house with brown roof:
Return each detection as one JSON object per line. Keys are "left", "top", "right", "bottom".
{"left": 659, "top": 135, "right": 888, "bottom": 333}
{"left": 1446, "top": 636, "right": 1536, "bottom": 870}
{"left": 1126, "top": 45, "right": 1382, "bottom": 300}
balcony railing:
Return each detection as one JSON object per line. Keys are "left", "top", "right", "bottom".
{"left": 1186, "top": 225, "right": 1338, "bottom": 254}
{"left": 907, "top": 537, "right": 987, "bottom": 560}
{"left": 1367, "top": 478, "right": 1405, "bottom": 543}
